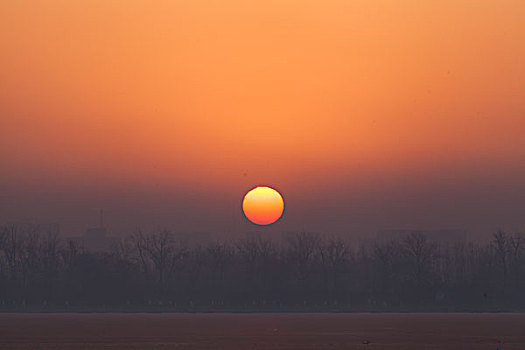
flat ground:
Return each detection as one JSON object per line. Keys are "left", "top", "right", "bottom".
{"left": 0, "top": 313, "right": 523, "bottom": 349}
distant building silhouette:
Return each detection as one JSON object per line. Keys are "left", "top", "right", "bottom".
{"left": 73, "top": 210, "right": 116, "bottom": 252}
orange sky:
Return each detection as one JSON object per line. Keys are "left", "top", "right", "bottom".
{"left": 1, "top": 0, "right": 524, "bottom": 236}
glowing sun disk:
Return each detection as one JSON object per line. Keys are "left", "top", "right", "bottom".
{"left": 242, "top": 186, "right": 284, "bottom": 225}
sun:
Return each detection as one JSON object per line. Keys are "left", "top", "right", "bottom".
{"left": 242, "top": 186, "right": 284, "bottom": 225}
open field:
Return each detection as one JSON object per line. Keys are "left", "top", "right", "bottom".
{"left": 0, "top": 313, "right": 524, "bottom": 349}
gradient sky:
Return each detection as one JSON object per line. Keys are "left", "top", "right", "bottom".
{"left": 1, "top": 0, "right": 524, "bottom": 237}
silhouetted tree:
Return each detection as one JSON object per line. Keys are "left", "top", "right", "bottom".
{"left": 401, "top": 232, "right": 438, "bottom": 304}
{"left": 492, "top": 230, "right": 510, "bottom": 293}
{"left": 319, "top": 237, "right": 349, "bottom": 300}
{"left": 1, "top": 222, "right": 525, "bottom": 311}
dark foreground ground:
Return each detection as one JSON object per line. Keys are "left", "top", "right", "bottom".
{"left": 0, "top": 313, "right": 524, "bottom": 349}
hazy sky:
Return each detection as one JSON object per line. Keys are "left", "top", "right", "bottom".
{"left": 1, "top": 0, "right": 524, "bottom": 237}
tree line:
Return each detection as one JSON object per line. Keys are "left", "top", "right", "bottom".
{"left": 0, "top": 223, "right": 524, "bottom": 311}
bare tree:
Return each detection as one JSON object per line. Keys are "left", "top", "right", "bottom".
{"left": 319, "top": 237, "right": 349, "bottom": 299}
{"left": 237, "top": 236, "right": 280, "bottom": 299}
{"left": 285, "top": 232, "right": 321, "bottom": 281}
{"left": 509, "top": 232, "right": 524, "bottom": 290}
{"left": 402, "top": 232, "right": 437, "bottom": 287}
{"left": 372, "top": 240, "right": 399, "bottom": 295}
{"left": 492, "top": 230, "right": 510, "bottom": 290}
{"left": 131, "top": 229, "right": 187, "bottom": 297}
{"left": 207, "top": 242, "right": 234, "bottom": 294}
{"left": 2, "top": 223, "right": 23, "bottom": 281}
